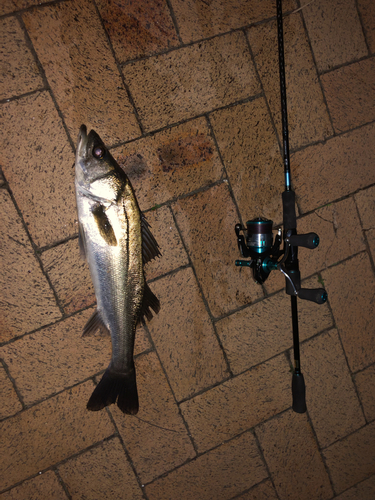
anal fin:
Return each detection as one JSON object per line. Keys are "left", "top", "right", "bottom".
{"left": 82, "top": 309, "right": 110, "bottom": 337}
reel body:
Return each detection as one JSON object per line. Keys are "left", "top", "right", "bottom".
{"left": 235, "top": 217, "right": 327, "bottom": 305}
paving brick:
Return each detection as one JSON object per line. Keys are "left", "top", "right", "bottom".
{"left": 0, "top": 17, "right": 43, "bottom": 100}
{"left": 292, "top": 123, "right": 375, "bottom": 214}
{"left": 0, "top": 365, "right": 22, "bottom": 420}
{"left": 0, "top": 471, "right": 68, "bottom": 500}
{"left": 111, "top": 351, "right": 195, "bottom": 484}
{"left": 145, "top": 431, "right": 268, "bottom": 500}
{"left": 97, "top": 0, "right": 179, "bottom": 63}
{"left": 1, "top": 310, "right": 110, "bottom": 405}
{"left": 295, "top": 197, "right": 366, "bottom": 279}
{"left": 247, "top": 15, "right": 332, "bottom": 150}
{"left": 256, "top": 409, "right": 333, "bottom": 500}
{"left": 216, "top": 281, "right": 333, "bottom": 375}
{"left": 322, "top": 253, "right": 375, "bottom": 372}
{"left": 0, "top": 190, "right": 61, "bottom": 342}
{"left": 180, "top": 354, "right": 291, "bottom": 453}
{"left": 114, "top": 117, "right": 224, "bottom": 210}
{"left": 146, "top": 268, "right": 228, "bottom": 402}
{"left": 173, "top": 183, "right": 263, "bottom": 317}
{"left": 302, "top": 0, "right": 368, "bottom": 72}
{"left": 300, "top": 329, "right": 365, "bottom": 448}
{"left": 124, "top": 31, "right": 260, "bottom": 131}
{"left": 355, "top": 365, "right": 375, "bottom": 423}
{"left": 210, "top": 97, "right": 284, "bottom": 225}
{"left": 170, "top": 0, "right": 295, "bottom": 43}
{"left": 58, "top": 438, "right": 143, "bottom": 500}
{"left": 0, "top": 381, "right": 115, "bottom": 491}
{"left": 142, "top": 206, "right": 189, "bottom": 280}
{"left": 358, "top": 0, "right": 375, "bottom": 53}
{"left": 0, "top": 0, "right": 49, "bottom": 16}
{"left": 23, "top": 0, "right": 140, "bottom": 146}
{"left": 0, "top": 92, "right": 77, "bottom": 248}
{"left": 41, "top": 239, "right": 95, "bottom": 315}
{"left": 1, "top": 309, "right": 149, "bottom": 407}
{"left": 321, "top": 57, "right": 375, "bottom": 133}
{"left": 235, "top": 480, "right": 279, "bottom": 500}
{"left": 355, "top": 185, "right": 375, "bottom": 263}
{"left": 334, "top": 474, "right": 375, "bottom": 500}
{"left": 323, "top": 421, "right": 375, "bottom": 494}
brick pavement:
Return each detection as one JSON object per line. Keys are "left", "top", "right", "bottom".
{"left": 1, "top": 0, "right": 375, "bottom": 499}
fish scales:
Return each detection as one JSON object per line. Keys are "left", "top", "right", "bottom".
{"left": 75, "top": 125, "right": 161, "bottom": 414}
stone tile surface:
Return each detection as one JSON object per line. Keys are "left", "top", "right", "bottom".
{"left": 170, "top": 0, "right": 295, "bottom": 43}
{"left": 323, "top": 421, "right": 375, "bottom": 494}
{"left": 355, "top": 185, "right": 375, "bottom": 263}
{"left": 0, "top": 471, "right": 68, "bottom": 500}
{"left": 1, "top": 310, "right": 111, "bottom": 405}
{"left": 0, "top": 92, "right": 77, "bottom": 248}
{"left": 0, "top": 190, "right": 61, "bottom": 342}
{"left": 124, "top": 32, "right": 260, "bottom": 131}
{"left": 247, "top": 15, "right": 333, "bottom": 149}
{"left": 358, "top": 0, "right": 375, "bottom": 52}
{"left": 321, "top": 57, "right": 375, "bottom": 133}
{"left": 334, "top": 474, "right": 375, "bottom": 500}
{"left": 180, "top": 354, "right": 291, "bottom": 453}
{"left": 23, "top": 0, "right": 140, "bottom": 146}
{"left": 302, "top": 0, "right": 368, "bottom": 72}
{"left": 0, "top": 0, "right": 49, "bottom": 16}
{"left": 0, "top": 17, "right": 43, "bottom": 100}
{"left": 235, "top": 480, "right": 279, "bottom": 500}
{"left": 355, "top": 365, "right": 375, "bottom": 423}
{"left": 216, "top": 284, "right": 332, "bottom": 374}
{"left": 112, "top": 352, "right": 196, "bottom": 483}
{"left": 210, "top": 97, "right": 284, "bottom": 225}
{"left": 173, "top": 183, "right": 263, "bottom": 317}
{"left": 300, "top": 329, "right": 365, "bottom": 448}
{"left": 0, "top": 381, "right": 115, "bottom": 491}
{"left": 322, "top": 253, "right": 375, "bottom": 372}
{"left": 114, "top": 117, "right": 224, "bottom": 210}
{"left": 0, "top": 365, "right": 22, "bottom": 420}
{"left": 58, "top": 438, "right": 143, "bottom": 500}
{"left": 145, "top": 431, "right": 268, "bottom": 500}
{"left": 292, "top": 123, "right": 375, "bottom": 213}
{"left": 256, "top": 410, "right": 333, "bottom": 500}
{"left": 40, "top": 238, "right": 95, "bottom": 315}
{"left": 147, "top": 268, "right": 228, "bottom": 401}
{"left": 97, "top": 0, "right": 179, "bottom": 63}
{"left": 143, "top": 206, "right": 189, "bottom": 280}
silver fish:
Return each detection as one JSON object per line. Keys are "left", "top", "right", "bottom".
{"left": 75, "top": 125, "right": 160, "bottom": 414}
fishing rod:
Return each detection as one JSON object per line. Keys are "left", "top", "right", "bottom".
{"left": 234, "top": 0, "right": 327, "bottom": 413}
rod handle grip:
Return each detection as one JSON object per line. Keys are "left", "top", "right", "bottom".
{"left": 288, "top": 233, "right": 319, "bottom": 249}
{"left": 292, "top": 372, "right": 307, "bottom": 413}
{"left": 297, "top": 288, "right": 327, "bottom": 304}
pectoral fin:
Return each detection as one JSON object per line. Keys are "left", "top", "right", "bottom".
{"left": 142, "top": 214, "right": 161, "bottom": 264}
{"left": 92, "top": 204, "right": 117, "bottom": 246}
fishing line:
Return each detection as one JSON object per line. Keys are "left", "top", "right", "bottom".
{"left": 234, "top": 0, "right": 327, "bottom": 413}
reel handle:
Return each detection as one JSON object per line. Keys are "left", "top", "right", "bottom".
{"left": 297, "top": 287, "right": 327, "bottom": 304}
{"left": 292, "top": 372, "right": 307, "bottom": 413}
{"left": 286, "top": 233, "right": 319, "bottom": 249}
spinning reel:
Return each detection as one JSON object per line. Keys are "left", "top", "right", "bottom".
{"left": 235, "top": 216, "right": 327, "bottom": 305}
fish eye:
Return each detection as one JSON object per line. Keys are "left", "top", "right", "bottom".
{"left": 93, "top": 145, "right": 106, "bottom": 159}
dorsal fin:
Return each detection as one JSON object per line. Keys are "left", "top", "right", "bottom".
{"left": 142, "top": 214, "right": 161, "bottom": 265}
{"left": 139, "top": 282, "right": 160, "bottom": 324}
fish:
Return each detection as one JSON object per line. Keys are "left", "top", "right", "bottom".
{"left": 75, "top": 125, "right": 161, "bottom": 415}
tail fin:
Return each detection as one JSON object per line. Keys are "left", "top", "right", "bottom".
{"left": 87, "top": 367, "right": 139, "bottom": 415}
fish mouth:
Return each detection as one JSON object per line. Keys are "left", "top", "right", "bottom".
{"left": 77, "top": 124, "right": 88, "bottom": 160}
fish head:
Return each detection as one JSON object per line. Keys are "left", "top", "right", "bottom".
{"left": 75, "top": 125, "right": 117, "bottom": 188}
